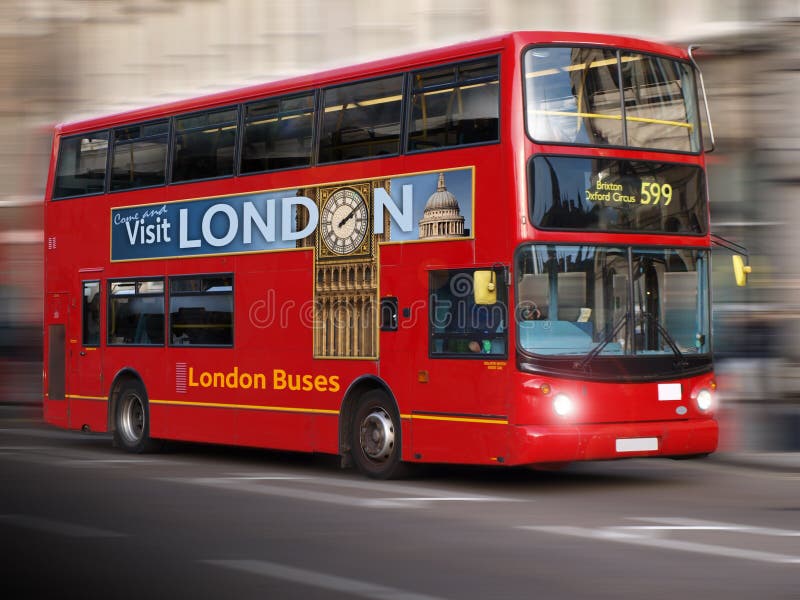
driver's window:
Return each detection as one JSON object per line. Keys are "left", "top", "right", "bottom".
{"left": 429, "top": 269, "right": 507, "bottom": 358}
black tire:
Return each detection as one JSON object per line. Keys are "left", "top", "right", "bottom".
{"left": 350, "top": 390, "right": 406, "bottom": 479}
{"left": 113, "top": 380, "right": 156, "bottom": 453}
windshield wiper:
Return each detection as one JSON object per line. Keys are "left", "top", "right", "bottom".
{"left": 576, "top": 312, "right": 628, "bottom": 372}
{"left": 641, "top": 311, "right": 689, "bottom": 368}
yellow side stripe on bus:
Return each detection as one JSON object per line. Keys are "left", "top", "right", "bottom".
{"left": 530, "top": 109, "right": 694, "bottom": 130}
{"left": 66, "top": 394, "right": 107, "bottom": 402}
{"left": 402, "top": 413, "right": 509, "bottom": 425}
{"left": 149, "top": 398, "right": 339, "bottom": 416}
{"left": 67, "top": 395, "right": 507, "bottom": 425}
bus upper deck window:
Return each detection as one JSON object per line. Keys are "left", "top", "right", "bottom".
{"left": 318, "top": 76, "right": 403, "bottom": 164}
{"left": 110, "top": 121, "right": 169, "bottom": 192}
{"left": 408, "top": 57, "right": 499, "bottom": 152}
{"left": 172, "top": 108, "right": 239, "bottom": 183}
{"left": 525, "top": 47, "right": 622, "bottom": 146}
{"left": 241, "top": 93, "right": 314, "bottom": 174}
{"left": 620, "top": 53, "right": 700, "bottom": 153}
{"left": 525, "top": 46, "right": 701, "bottom": 153}
{"left": 53, "top": 131, "right": 108, "bottom": 199}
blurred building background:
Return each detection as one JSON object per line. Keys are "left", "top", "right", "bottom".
{"left": 1, "top": 0, "right": 798, "bottom": 448}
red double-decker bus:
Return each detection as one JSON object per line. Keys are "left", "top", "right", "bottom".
{"left": 43, "top": 31, "right": 731, "bottom": 478}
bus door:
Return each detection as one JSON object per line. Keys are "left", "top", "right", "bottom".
{"left": 413, "top": 267, "right": 510, "bottom": 464}
{"left": 66, "top": 279, "right": 104, "bottom": 430}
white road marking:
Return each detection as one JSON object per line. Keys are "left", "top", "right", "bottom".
{"left": 169, "top": 476, "right": 386, "bottom": 508}
{"left": 1, "top": 449, "right": 168, "bottom": 468}
{"left": 361, "top": 496, "right": 511, "bottom": 509}
{"left": 0, "top": 514, "right": 126, "bottom": 538}
{"left": 224, "top": 475, "right": 309, "bottom": 481}
{"left": 161, "top": 474, "right": 519, "bottom": 509}
{"left": 519, "top": 518, "right": 800, "bottom": 565}
{"left": 203, "top": 559, "right": 446, "bottom": 600}
{"left": 627, "top": 517, "right": 800, "bottom": 537}
{"left": 265, "top": 473, "right": 513, "bottom": 500}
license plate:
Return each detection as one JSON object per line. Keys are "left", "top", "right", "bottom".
{"left": 616, "top": 437, "right": 659, "bottom": 452}
{"left": 658, "top": 383, "right": 682, "bottom": 401}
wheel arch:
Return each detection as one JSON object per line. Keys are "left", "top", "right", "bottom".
{"left": 338, "top": 375, "right": 400, "bottom": 464}
{"left": 106, "top": 367, "right": 146, "bottom": 433}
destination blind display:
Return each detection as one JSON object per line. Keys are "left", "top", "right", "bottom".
{"left": 529, "top": 155, "right": 706, "bottom": 234}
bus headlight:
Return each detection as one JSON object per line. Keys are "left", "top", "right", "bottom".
{"left": 696, "top": 389, "right": 713, "bottom": 412}
{"left": 553, "top": 393, "right": 574, "bottom": 417}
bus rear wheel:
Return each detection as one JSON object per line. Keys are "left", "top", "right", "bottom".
{"left": 351, "top": 391, "right": 406, "bottom": 479}
{"left": 114, "top": 380, "right": 156, "bottom": 453}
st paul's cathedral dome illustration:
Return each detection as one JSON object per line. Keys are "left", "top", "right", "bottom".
{"left": 418, "top": 172, "right": 466, "bottom": 239}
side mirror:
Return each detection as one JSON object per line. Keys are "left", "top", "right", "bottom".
{"left": 732, "top": 255, "right": 752, "bottom": 287}
{"left": 474, "top": 270, "right": 497, "bottom": 305}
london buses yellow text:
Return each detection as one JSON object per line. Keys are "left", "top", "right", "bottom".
{"left": 188, "top": 366, "right": 340, "bottom": 393}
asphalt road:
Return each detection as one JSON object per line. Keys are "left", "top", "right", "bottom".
{"left": 1, "top": 406, "right": 798, "bottom": 599}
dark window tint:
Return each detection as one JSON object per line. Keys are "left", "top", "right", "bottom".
{"left": 380, "top": 296, "right": 398, "bottom": 331}
{"left": 408, "top": 57, "right": 499, "bottom": 151}
{"left": 241, "top": 93, "right": 314, "bottom": 173}
{"left": 529, "top": 155, "right": 706, "bottom": 234}
{"left": 108, "top": 279, "right": 165, "bottom": 345}
{"left": 429, "top": 269, "right": 507, "bottom": 357}
{"left": 47, "top": 325, "right": 65, "bottom": 400}
{"left": 319, "top": 76, "right": 403, "bottom": 163}
{"left": 53, "top": 132, "right": 108, "bottom": 199}
{"left": 82, "top": 280, "right": 100, "bottom": 346}
{"left": 172, "top": 108, "right": 238, "bottom": 182}
{"left": 110, "top": 121, "right": 169, "bottom": 191}
{"left": 169, "top": 275, "right": 233, "bottom": 346}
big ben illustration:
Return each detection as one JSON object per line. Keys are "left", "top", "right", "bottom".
{"left": 299, "top": 179, "right": 390, "bottom": 358}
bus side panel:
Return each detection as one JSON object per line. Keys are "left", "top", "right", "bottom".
{"left": 68, "top": 398, "right": 108, "bottom": 434}
{"left": 410, "top": 419, "right": 509, "bottom": 465}
{"left": 230, "top": 399, "right": 340, "bottom": 455}
{"left": 166, "top": 405, "right": 237, "bottom": 446}
{"left": 311, "top": 413, "right": 340, "bottom": 455}
{"left": 43, "top": 399, "right": 69, "bottom": 429}
{"left": 236, "top": 410, "right": 314, "bottom": 453}
{"left": 149, "top": 402, "right": 170, "bottom": 439}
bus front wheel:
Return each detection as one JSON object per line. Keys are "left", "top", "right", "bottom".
{"left": 113, "top": 380, "right": 156, "bottom": 453}
{"left": 351, "top": 391, "right": 406, "bottom": 479}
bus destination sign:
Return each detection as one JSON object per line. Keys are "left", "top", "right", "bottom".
{"left": 530, "top": 155, "right": 706, "bottom": 234}
{"left": 585, "top": 178, "right": 673, "bottom": 206}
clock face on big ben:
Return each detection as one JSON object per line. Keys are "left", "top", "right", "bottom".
{"left": 320, "top": 188, "right": 369, "bottom": 255}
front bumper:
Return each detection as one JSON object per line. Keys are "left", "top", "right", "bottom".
{"left": 508, "top": 417, "right": 718, "bottom": 465}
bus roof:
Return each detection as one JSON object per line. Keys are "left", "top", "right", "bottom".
{"left": 55, "top": 30, "right": 688, "bottom": 136}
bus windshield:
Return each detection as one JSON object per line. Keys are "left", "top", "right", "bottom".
{"left": 515, "top": 244, "right": 710, "bottom": 358}
{"left": 524, "top": 46, "right": 700, "bottom": 152}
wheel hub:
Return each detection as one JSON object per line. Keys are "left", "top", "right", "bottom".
{"left": 360, "top": 409, "right": 395, "bottom": 461}
{"left": 120, "top": 395, "right": 144, "bottom": 444}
